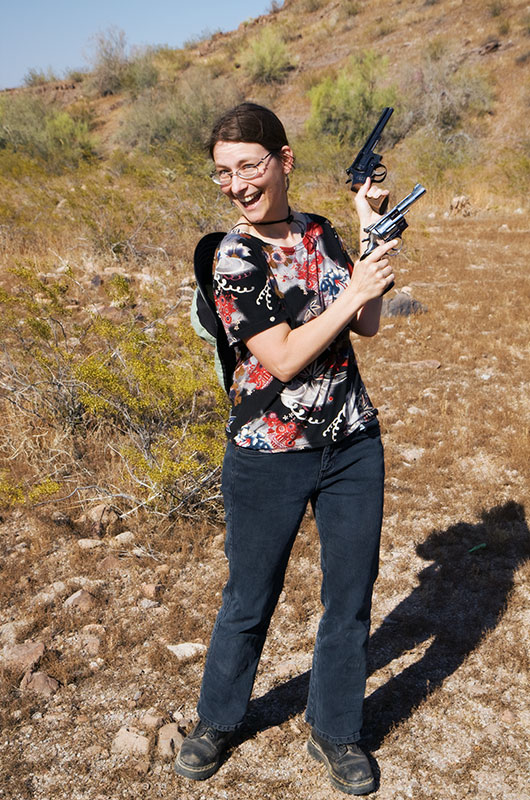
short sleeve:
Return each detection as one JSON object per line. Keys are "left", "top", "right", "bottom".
{"left": 213, "top": 233, "right": 289, "bottom": 345}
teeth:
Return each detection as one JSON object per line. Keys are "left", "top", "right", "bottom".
{"left": 241, "top": 191, "right": 261, "bottom": 206}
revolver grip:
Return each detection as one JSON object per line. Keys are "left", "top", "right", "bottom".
{"left": 351, "top": 183, "right": 389, "bottom": 214}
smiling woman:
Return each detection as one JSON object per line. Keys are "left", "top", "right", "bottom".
{"left": 175, "top": 102, "right": 398, "bottom": 795}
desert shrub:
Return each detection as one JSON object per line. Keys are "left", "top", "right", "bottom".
{"left": 118, "top": 67, "right": 242, "bottom": 153}
{"left": 23, "top": 67, "right": 59, "bottom": 87}
{"left": 183, "top": 28, "right": 222, "bottom": 49}
{"left": 398, "top": 46, "right": 493, "bottom": 135}
{"left": 242, "top": 27, "right": 293, "bottom": 84}
{"left": 0, "top": 93, "right": 97, "bottom": 171}
{"left": 400, "top": 127, "right": 479, "bottom": 187}
{"left": 306, "top": 50, "right": 399, "bottom": 147}
{"left": 88, "top": 27, "right": 159, "bottom": 97}
{"left": 0, "top": 266, "right": 227, "bottom": 517}
{"left": 496, "top": 139, "right": 530, "bottom": 196}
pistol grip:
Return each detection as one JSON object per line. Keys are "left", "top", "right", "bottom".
{"left": 351, "top": 183, "right": 389, "bottom": 214}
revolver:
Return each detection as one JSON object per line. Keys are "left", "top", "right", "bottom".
{"left": 360, "top": 183, "right": 427, "bottom": 293}
{"left": 346, "top": 106, "right": 394, "bottom": 213}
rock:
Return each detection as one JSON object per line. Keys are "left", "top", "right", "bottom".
{"left": 155, "top": 564, "right": 170, "bottom": 577}
{"left": 20, "top": 671, "right": 59, "bottom": 697}
{"left": 0, "top": 621, "right": 25, "bottom": 645}
{"left": 81, "top": 634, "right": 102, "bottom": 656}
{"left": 77, "top": 538, "right": 104, "bottom": 550}
{"left": 111, "top": 726, "right": 150, "bottom": 756}
{"left": 450, "top": 194, "right": 472, "bottom": 216}
{"left": 501, "top": 709, "right": 517, "bottom": 724}
{"left": 479, "top": 38, "right": 500, "bottom": 55}
{"left": 1, "top": 641, "right": 45, "bottom": 672}
{"left": 51, "top": 511, "right": 72, "bottom": 526}
{"left": 166, "top": 642, "right": 207, "bottom": 662}
{"left": 32, "top": 581, "right": 69, "bottom": 607}
{"left": 99, "top": 555, "right": 124, "bottom": 571}
{"left": 138, "top": 598, "right": 159, "bottom": 610}
{"left": 140, "top": 583, "right": 163, "bottom": 600}
{"left": 64, "top": 589, "right": 97, "bottom": 612}
{"left": 140, "top": 711, "right": 165, "bottom": 730}
{"left": 110, "top": 531, "right": 135, "bottom": 548}
{"left": 212, "top": 533, "right": 225, "bottom": 550}
{"left": 407, "top": 360, "right": 441, "bottom": 369}
{"left": 157, "top": 723, "right": 184, "bottom": 758}
{"left": 382, "top": 292, "right": 427, "bottom": 317}
{"left": 76, "top": 504, "right": 121, "bottom": 536}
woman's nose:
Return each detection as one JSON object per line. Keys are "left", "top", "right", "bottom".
{"left": 229, "top": 173, "right": 249, "bottom": 194}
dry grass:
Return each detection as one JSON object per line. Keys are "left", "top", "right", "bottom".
{"left": 0, "top": 208, "right": 528, "bottom": 800}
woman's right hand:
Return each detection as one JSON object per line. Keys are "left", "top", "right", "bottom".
{"left": 347, "top": 238, "right": 397, "bottom": 306}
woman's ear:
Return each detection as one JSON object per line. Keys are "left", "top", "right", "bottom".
{"left": 280, "top": 146, "right": 295, "bottom": 174}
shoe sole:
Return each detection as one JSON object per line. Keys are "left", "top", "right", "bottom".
{"left": 307, "top": 736, "right": 376, "bottom": 796}
{"left": 174, "top": 752, "right": 221, "bottom": 781}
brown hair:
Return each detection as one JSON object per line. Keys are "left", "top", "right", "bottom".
{"left": 208, "top": 102, "right": 290, "bottom": 159}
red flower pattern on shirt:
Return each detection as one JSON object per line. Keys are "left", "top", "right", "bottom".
{"left": 265, "top": 413, "right": 299, "bottom": 449}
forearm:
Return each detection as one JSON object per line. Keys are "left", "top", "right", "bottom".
{"left": 245, "top": 286, "right": 366, "bottom": 383}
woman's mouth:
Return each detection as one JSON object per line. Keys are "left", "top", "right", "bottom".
{"left": 238, "top": 190, "right": 262, "bottom": 209}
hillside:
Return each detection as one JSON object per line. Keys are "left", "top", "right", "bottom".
{"left": 0, "top": 1, "right": 529, "bottom": 799}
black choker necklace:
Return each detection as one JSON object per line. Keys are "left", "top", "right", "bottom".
{"left": 245, "top": 207, "right": 294, "bottom": 226}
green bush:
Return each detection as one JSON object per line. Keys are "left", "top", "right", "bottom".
{"left": 306, "top": 51, "right": 398, "bottom": 147}
{"left": 88, "top": 27, "right": 159, "bottom": 97}
{"left": 0, "top": 94, "right": 97, "bottom": 171}
{"left": 0, "top": 266, "right": 228, "bottom": 517}
{"left": 23, "top": 67, "right": 59, "bottom": 87}
{"left": 118, "top": 68, "right": 242, "bottom": 153}
{"left": 398, "top": 48, "right": 493, "bottom": 135}
{"left": 242, "top": 27, "right": 293, "bottom": 84}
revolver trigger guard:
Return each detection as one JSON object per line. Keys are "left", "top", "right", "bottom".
{"left": 372, "top": 164, "right": 387, "bottom": 183}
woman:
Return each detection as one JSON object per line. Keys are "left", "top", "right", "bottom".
{"left": 175, "top": 103, "right": 396, "bottom": 796}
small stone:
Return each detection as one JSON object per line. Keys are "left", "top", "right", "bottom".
{"left": 77, "top": 538, "right": 104, "bottom": 550}
{"left": 166, "top": 643, "right": 207, "bottom": 662}
{"left": 32, "top": 581, "right": 68, "bottom": 608}
{"left": 0, "top": 621, "right": 25, "bottom": 645}
{"left": 1, "top": 641, "right": 45, "bottom": 673}
{"left": 64, "top": 589, "right": 97, "bottom": 612}
{"left": 110, "top": 531, "right": 135, "bottom": 548}
{"left": 140, "top": 583, "right": 163, "bottom": 600}
{"left": 81, "top": 634, "right": 101, "bottom": 656}
{"left": 408, "top": 360, "right": 441, "bottom": 370}
{"left": 111, "top": 726, "right": 150, "bottom": 756}
{"left": 20, "top": 671, "right": 59, "bottom": 697}
{"left": 140, "top": 712, "right": 165, "bottom": 730}
{"left": 382, "top": 292, "right": 427, "bottom": 317}
{"left": 99, "top": 555, "right": 124, "bottom": 571}
{"left": 501, "top": 709, "right": 517, "bottom": 724}
{"left": 155, "top": 564, "right": 170, "bottom": 577}
{"left": 212, "top": 534, "right": 225, "bottom": 550}
{"left": 85, "top": 744, "right": 107, "bottom": 757}
{"left": 138, "top": 598, "right": 159, "bottom": 610}
{"left": 76, "top": 504, "right": 121, "bottom": 536}
{"left": 157, "top": 723, "right": 184, "bottom": 758}
{"left": 51, "top": 511, "right": 72, "bottom": 526}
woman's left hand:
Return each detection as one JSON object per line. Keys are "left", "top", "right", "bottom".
{"left": 354, "top": 177, "right": 389, "bottom": 230}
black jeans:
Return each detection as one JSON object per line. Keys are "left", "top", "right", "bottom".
{"left": 197, "top": 425, "right": 384, "bottom": 743}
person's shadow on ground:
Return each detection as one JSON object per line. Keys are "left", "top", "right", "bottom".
{"left": 242, "top": 500, "right": 530, "bottom": 749}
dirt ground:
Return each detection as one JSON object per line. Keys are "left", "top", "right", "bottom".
{"left": 1, "top": 211, "right": 529, "bottom": 800}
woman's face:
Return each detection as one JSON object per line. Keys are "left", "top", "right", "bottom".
{"left": 212, "top": 140, "right": 294, "bottom": 225}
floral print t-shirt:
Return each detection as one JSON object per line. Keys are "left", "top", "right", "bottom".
{"left": 213, "top": 214, "right": 378, "bottom": 451}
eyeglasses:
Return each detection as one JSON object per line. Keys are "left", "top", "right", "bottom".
{"left": 211, "top": 152, "right": 273, "bottom": 186}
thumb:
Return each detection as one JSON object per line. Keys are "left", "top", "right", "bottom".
{"left": 356, "top": 177, "right": 371, "bottom": 199}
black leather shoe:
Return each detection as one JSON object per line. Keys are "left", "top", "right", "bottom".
{"left": 174, "top": 720, "right": 234, "bottom": 781}
{"left": 307, "top": 729, "right": 375, "bottom": 795}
